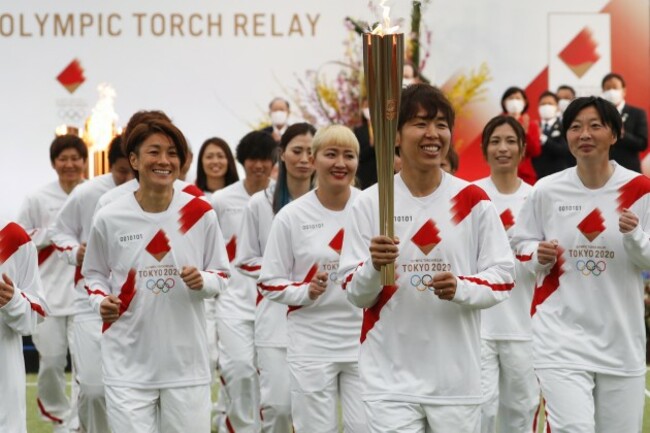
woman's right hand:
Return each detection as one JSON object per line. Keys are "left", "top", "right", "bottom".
{"left": 100, "top": 295, "right": 122, "bottom": 323}
{"left": 308, "top": 271, "right": 329, "bottom": 300}
{"left": 369, "top": 236, "right": 400, "bottom": 271}
{"left": 537, "top": 240, "right": 559, "bottom": 266}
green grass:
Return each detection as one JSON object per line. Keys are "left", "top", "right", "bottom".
{"left": 25, "top": 372, "right": 650, "bottom": 432}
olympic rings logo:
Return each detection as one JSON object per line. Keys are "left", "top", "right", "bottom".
{"left": 57, "top": 108, "right": 85, "bottom": 122}
{"left": 328, "top": 272, "right": 344, "bottom": 285}
{"left": 145, "top": 278, "right": 175, "bottom": 294}
{"left": 576, "top": 260, "right": 606, "bottom": 276}
{"left": 410, "top": 274, "right": 435, "bottom": 292}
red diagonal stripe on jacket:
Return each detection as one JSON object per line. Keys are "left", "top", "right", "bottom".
{"left": 74, "top": 266, "right": 83, "bottom": 285}
{"left": 617, "top": 175, "right": 650, "bottom": 213}
{"left": 531, "top": 247, "right": 565, "bottom": 316}
{"left": 20, "top": 292, "right": 46, "bottom": 317}
{"left": 360, "top": 284, "right": 398, "bottom": 343}
{"left": 183, "top": 184, "right": 205, "bottom": 198}
{"left": 225, "top": 236, "right": 237, "bottom": 263}
{"left": 179, "top": 197, "right": 212, "bottom": 234}
{"left": 0, "top": 222, "right": 31, "bottom": 264}
{"left": 256, "top": 289, "right": 264, "bottom": 306}
{"left": 37, "top": 245, "right": 55, "bottom": 266}
{"left": 457, "top": 276, "right": 514, "bottom": 292}
{"left": 341, "top": 262, "right": 364, "bottom": 290}
{"left": 450, "top": 184, "right": 490, "bottom": 225}
{"left": 102, "top": 269, "right": 137, "bottom": 333}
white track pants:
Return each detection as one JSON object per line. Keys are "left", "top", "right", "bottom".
{"left": 216, "top": 318, "right": 260, "bottom": 433}
{"left": 105, "top": 384, "right": 211, "bottom": 433}
{"left": 480, "top": 339, "right": 540, "bottom": 433}
{"left": 258, "top": 347, "right": 292, "bottom": 433}
{"left": 32, "top": 314, "right": 79, "bottom": 428}
{"left": 71, "top": 317, "right": 109, "bottom": 433}
{"left": 289, "top": 360, "right": 366, "bottom": 433}
{"left": 364, "top": 400, "right": 480, "bottom": 433}
{"left": 536, "top": 368, "right": 644, "bottom": 433}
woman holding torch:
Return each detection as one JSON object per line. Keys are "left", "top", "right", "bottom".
{"left": 339, "top": 84, "right": 514, "bottom": 432}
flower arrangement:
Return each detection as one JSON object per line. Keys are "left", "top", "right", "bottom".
{"left": 274, "top": 1, "right": 490, "bottom": 128}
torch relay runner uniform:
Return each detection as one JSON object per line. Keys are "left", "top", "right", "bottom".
{"left": 511, "top": 163, "right": 650, "bottom": 433}
{"left": 17, "top": 180, "right": 80, "bottom": 430}
{"left": 235, "top": 185, "right": 293, "bottom": 433}
{"left": 82, "top": 189, "right": 230, "bottom": 432}
{"left": 473, "top": 177, "right": 539, "bottom": 433}
{"left": 258, "top": 189, "right": 367, "bottom": 433}
{"left": 94, "top": 175, "right": 231, "bottom": 430}
{"left": 49, "top": 173, "right": 119, "bottom": 433}
{"left": 210, "top": 179, "right": 271, "bottom": 433}
{"left": 0, "top": 220, "right": 48, "bottom": 433}
{"left": 339, "top": 173, "right": 514, "bottom": 433}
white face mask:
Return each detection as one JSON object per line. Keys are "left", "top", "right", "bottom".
{"left": 271, "top": 110, "right": 288, "bottom": 127}
{"left": 505, "top": 99, "right": 525, "bottom": 115}
{"left": 558, "top": 98, "right": 571, "bottom": 113}
{"left": 538, "top": 104, "right": 558, "bottom": 121}
{"left": 362, "top": 107, "right": 370, "bottom": 120}
{"left": 602, "top": 89, "right": 623, "bottom": 106}
{"left": 403, "top": 78, "right": 414, "bottom": 88}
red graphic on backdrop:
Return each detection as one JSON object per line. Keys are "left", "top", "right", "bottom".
{"left": 56, "top": 59, "right": 86, "bottom": 94}
{"left": 558, "top": 27, "right": 600, "bottom": 78}
{"left": 411, "top": 219, "right": 441, "bottom": 255}
{"left": 577, "top": 208, "right": 606, "bottom": 242}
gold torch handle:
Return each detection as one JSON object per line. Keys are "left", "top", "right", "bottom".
{"left": 363, "top": 33, "right": 404, "bottom": 286}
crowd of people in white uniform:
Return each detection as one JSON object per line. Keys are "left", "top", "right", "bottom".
{"left": 1, "top": 77, "right": 649, "bottom": 433}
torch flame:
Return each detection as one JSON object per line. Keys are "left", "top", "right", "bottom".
{"left": 84, "top": 83, "right": 118, "bottom": 152}
{"left": 371, "top": 0, "right": 400, "bottom": 35}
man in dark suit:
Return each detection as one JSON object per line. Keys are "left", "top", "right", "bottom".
{"left": 601, "top": 73, "right": 649, "bottom": 172}
{"left": 261, "top": 97, "right": 291, "bottom": 144}
{"left": 533, "top": 91, "right": 575, "bottom": 179}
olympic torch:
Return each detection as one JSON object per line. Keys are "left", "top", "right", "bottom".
{"left": 363, "top": 12, "right": 403, "bottom": 286}
{"left": 83, "top": 83, "right": 119, "bottom": 178}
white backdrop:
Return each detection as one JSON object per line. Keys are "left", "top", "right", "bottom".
{"left": 0, "top": 0, "right": 628, "bottom": 221}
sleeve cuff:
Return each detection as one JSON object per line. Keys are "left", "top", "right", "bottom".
{"left": 199, "top": 271, "right": 221, "bottom": 298}
{"left": 0, "top": 287, "right": 23, "bottom": 313}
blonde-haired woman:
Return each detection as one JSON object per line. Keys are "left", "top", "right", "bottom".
{"left": 258, "top": 125, "right": 367, "bottom": 433}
